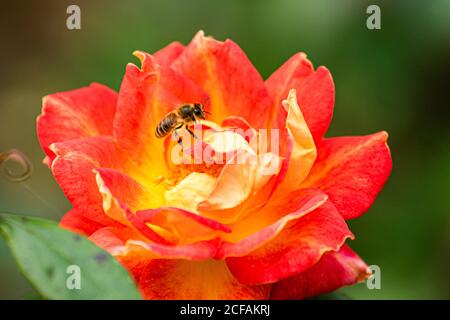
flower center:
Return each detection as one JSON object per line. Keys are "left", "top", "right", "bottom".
{"left": 158, "top": 162, "right": 223, "bottom": 191}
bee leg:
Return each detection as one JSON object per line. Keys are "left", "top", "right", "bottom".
{"left": 173, "top": 130, "right": 183, "bottom": 146}
{"left": 185, "top": 125, "right": 199, "bottom": 139}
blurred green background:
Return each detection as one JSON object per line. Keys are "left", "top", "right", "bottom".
{"left": 0, "top": 0, "right": 449, "bottom": 299}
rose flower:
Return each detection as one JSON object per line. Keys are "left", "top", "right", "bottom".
{"left": 37, "top": 31, "right": 392, "bottom": 299}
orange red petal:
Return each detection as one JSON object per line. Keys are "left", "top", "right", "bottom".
{"left": 302, "top": 131, "right": 392, "bottom": 219}
{"left": 173, "top": 31, "right": 273, "bottom": 129}
{"left": 225, "top": 200, "right": 353, "bottom": 285}
{"left": 266, "top": 53, "right": 334, "bottom": 142}
{"left": 134, "top": 207, "right": 231, "bottom": 245}
{"left": 138, "top": 259, "right": 271, "bottom": 299}
{"left": 37, "top": 83, "right": 117, "bottom": 165}
{"left": 270, "top": 244, "right": 371, "bottom": 299}
{"left": 153, "top": 41, "right": 185, "bottom": 66}
{"left": 217, "top": 189, "right": 328, "bottom": 258}
{"left": 50, "top": 136, "right": 124, "bottom": 227}
{"left": 60, "top": 208, "right": 105, "bottom": 236}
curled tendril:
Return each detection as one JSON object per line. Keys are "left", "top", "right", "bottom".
{"left": 0, "top": 149, "right": 33, "bottom": 182}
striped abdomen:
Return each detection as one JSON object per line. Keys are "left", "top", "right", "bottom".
{"left": 155, "top": 112, "right": 179, "bottom": 138}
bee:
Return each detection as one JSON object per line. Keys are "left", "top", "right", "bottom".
{"left": 155, "top": 103, "right": 209, "bottom": 143}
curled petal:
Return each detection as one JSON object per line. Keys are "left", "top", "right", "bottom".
{"left": 266, "top": 53, "right": 334, "bottom": 142}
{"left": 165, "top": 172, "right": 216, "bottom": 213}
{"left": 134, "top": 207, "right": 231, "bottom": 245}
{"left": 125, "top": 207, "right": 176, "bottom": 245}
{"left": 138, "top": 259, "right": 271, "bottom": 300}
{"left": 199, "top": 150, "right": 282, "bottom": 224}
{"left": 118, "top": 238, "right": 220, "bottom": 260}
{"left": 173, "top": 31, "right": 273, "bottom": 128}
{"left": 50, "top": 136, "right": 124, "bottom": 227}
{"left": 37, "top": 83, "right": 117, "bottom": 165}
{"left": 271, "top": 89, "right": 316, "bottom": 196}
{"left": 217, "top": 188, "right": 328, "bottom": 258}
{"left": 94, "top": 168, "right": 164, "bottom": 226}
{"left": 92, "top": 168, "right": 172, "bottom": 244}
{"left": 303, "top": 131, "right": 392, "bottom": 219}
{"left": 271, "top": 244, "right": 371, "bottom": 299}
{"left": 89, "top": 220, "right": 221, "bottom": 261}
{"left": 89, "top": 226, "right": 147, "bottom": 252}
{"left": 225, "top": 200, "right": 353, "bottom": 285}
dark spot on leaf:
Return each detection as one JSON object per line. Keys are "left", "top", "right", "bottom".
{"left": 73, "top": 234, "right": 82, "bottom": 242}
{"left": 21, "top": 216, "right": 28, "bottom": 223}
{"left": 46, "top": 266, "right": 54, "bottom": 279}
{"left": 94, "top": 252, "right": 109, "bottom": 264}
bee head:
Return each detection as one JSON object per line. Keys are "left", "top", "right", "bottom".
{"left": 193, "top": 103, "right": 206, "bottom": 119}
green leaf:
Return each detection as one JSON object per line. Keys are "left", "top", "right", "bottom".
{"left": 22, "top": 291, "right": 44, "bottom": 300}
{"left": 0, "top": 213, "right": 142, "bottom": 300}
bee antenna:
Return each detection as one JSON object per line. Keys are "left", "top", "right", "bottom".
{"left": 204, "top": 110, "right": 212, "bottom": 115}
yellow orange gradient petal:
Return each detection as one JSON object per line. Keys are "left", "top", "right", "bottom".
{"left": 115, "top": 238, "right": 220, "bottom": 260}
{"left": 273, "top": 89, "right": 316, "bottom": 196}
{"left": 138, "top": 259, "right": 271, "bottom": 299}
{"left": 94, "top": 168, "right": 164, "bottom": 226}
{"left": 198, "top": 151, "right": 256, "bottom": 214}
{"left": 199, "top": 151, "right": 282, "bottom": 224}
{"left": 165, "top": 172, "right": 216, "bottom": 213}
{"left": 136, "top": 207, "right": 231, "bottom": 245}
{"left": 220, "top": 188, "right": 328, "bottom": 246}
